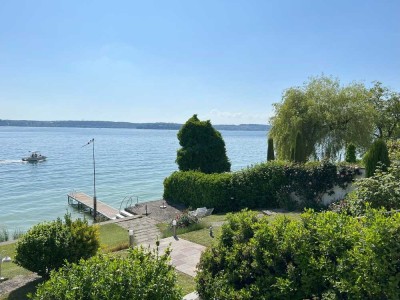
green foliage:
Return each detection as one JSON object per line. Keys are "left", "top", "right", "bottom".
{"left": 387, "top": 139, "right": 400, "bottom": 161}
{"left": 267, "top": 138, "right": 275, "bottom": 161}
{"left": 0, "top": 226, "right": 9, "bottom": 242}
{"left": 354, "top": 161, "right": 400, "bottom": 211}
{"left": 294, "top": 131, "right": 306, "bottom": 162}
{"left": 269, "top": 75, "right": 375, "bottom": 161}
{"left": 32, "top": 246, "right": 182, "bottom": 300}
{"left": 176, "top": 114, "right": 231, "bottom": 174}
{"left": 363, "top": 139, "right": 390, "bottom": 177}
{"left": 163, "top": 171, "right": 232, "bottom": 212}
{"left": 345, "top": 143, "right": 357, "bottom": 163}
{"left": 173, "top": 211, "right": 199, "bottom": 228}
{"left": 196, "top": 209, "right": 400, "bottom": 299}
{"left": 15, "top": 214, "right": 99, "bottom": 277}
{"left": 369, "top": 81, "right": 400, "bottom": 139}
{"left": 332, "top": 160, "right": 400, "bottom": 215}
{"left": 164, "top": 161, "right": 359, "bottom": 212}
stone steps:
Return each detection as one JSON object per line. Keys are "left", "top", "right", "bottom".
{"left": 113, "top": 216, "right": 162, "bottom": 245}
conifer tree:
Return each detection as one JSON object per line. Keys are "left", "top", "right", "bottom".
{"left": 345, "top": 143, "right": 357, "bottom": 163}
{"left": 176, "top": 114, "right": 231, "bottom": 174}
{"left": 363, "top": 139, "right": 390, "bottom": 177}
{"left": 267, "top": 138, "right": 275, "bottom": 161}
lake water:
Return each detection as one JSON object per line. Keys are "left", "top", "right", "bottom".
{"left": 0, "top": 127, "right": 267, "bottom": 231}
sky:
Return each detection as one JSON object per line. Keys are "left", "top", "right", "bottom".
{"left": 0, "top": 0, "right": 399, "bottom": 125}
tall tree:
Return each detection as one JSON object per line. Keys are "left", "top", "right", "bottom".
{"left": 269, "top": 75, "right": 375, "bottom": 161}
{"left": 363, "top": 139, "right": 390, "bottom": 177}
{"left": 369, "top": 82, "right": 400, "bottom": 139}
{"left": 345, "top": 143, "right": 357, "bottom": 163}
{"left": 176, "top": 114, "right": 231, "bottom": 174}
{"left": 267, "top": 138, "right": 275, "bottom": 161}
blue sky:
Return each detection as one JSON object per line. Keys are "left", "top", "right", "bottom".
{"left": 0, "top": 0, "right": 399, "bottom": 125}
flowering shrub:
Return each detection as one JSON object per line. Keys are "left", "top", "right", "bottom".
{"left": 172, "top": 211, "right": 198, "bottom": 228}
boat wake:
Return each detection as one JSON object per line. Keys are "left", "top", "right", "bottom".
{"left": 0, "top": 159, "right": 25, "bottom": 164}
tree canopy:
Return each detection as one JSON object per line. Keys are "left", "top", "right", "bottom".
{"left": 176, "top": 114, "right": 231, "bottom": 174}
{"left": 269, "top": 76, "right": 376, "bottom": 161}
{"left": 369, "top": 81, "right": 400, "bottom": 139}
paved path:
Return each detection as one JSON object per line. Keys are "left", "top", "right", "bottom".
{"left": 143, "top": 237, "right": 206, "bottom": 277}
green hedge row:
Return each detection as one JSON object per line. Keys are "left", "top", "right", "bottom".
{"left": 163, "top": 161, "right": 361, "bottom": 212}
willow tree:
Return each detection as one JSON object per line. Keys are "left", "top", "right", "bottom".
{"left": 176, "top": 114, "right": 231, "bottom": 174}
{"left": 269, "top": 76, "right": 375, "bottom": 161}
{"left": 369, "top": 82, "right": 400, "bottom": 139}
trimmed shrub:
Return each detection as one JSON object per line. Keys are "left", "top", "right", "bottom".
{"left": 196, "top": 209, "right": 400, "bottom": 299}
{"left": 163, "top": 171, "right": 233, "bottom": 212}
{"left": 345, "top": 143, "right": 357, "bottom": 163}
{"left": 32, "top": 246, "right": 182, "bottom": 300}
{"left": 363, "top": 139, "right": 390, "bottom": 177}
{"left": 176, "top": 114, "right": 231, "bottom": 173}
{"left": 15, "top": 214, "right": 99, "bottom": 277}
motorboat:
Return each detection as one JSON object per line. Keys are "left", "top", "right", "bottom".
{"left": 22, "top": 151, "right": 47, "bottom": 162}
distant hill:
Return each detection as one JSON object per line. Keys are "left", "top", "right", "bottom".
{"left": 0, "top": 119, "right": 270, "bottom": 131}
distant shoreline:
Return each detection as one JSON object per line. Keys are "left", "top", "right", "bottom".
{"left": 0, "top": 120, "right": 270, "bottom": 131}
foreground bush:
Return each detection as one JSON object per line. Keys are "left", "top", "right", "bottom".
{"left": 32, "top": 246, "right": 182, "bottom": 300}
{"left": 196, "top": 209, "right": 400, "bottom": 299}
{"left": 15, "top": 214, "right": 99, "bottom": 277}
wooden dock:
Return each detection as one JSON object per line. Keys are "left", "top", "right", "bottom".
{"left": 67, "top": 192, "right": 120, "bottom": 220}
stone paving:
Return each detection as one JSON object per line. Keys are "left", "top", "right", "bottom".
{"left": 142, "top": 236, "right": 206, "bottom": 277}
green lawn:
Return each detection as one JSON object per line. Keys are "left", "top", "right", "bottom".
{"left": 98, "top": 223, "right": 129, "bottom": 252}
{"left": 0, "top": 243, "right": 32, "bottom": 280}
{"left": 176, "top": 270, "right": 196, "bottom": 295}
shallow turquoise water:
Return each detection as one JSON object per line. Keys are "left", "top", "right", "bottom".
{"left": 0, "top": 127, "right": 267, "bottom": 231}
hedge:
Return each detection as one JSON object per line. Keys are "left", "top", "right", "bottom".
{"left": 163, "top": 161, "right": 360, "bottom": 212}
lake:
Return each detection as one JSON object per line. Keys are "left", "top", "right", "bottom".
{"left": 0, "top": 127, "right": 267, "bottom": 231}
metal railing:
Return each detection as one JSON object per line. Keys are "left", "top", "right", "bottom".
{"left": 119, "top": 195, "right": 139, "bottom": 212}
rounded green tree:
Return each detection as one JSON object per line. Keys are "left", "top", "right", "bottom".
{"left": 176, "top": 114, "right": 231, "bottom": 174}
{"left": 363, "top": 139, "right": 390, "bottom": 177}
{"left": 15, "top": 214, "right": 99, "bottom": 277}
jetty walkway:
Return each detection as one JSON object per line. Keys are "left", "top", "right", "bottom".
{"left": 67, "top": 192, "right": 133, "bottom": 220}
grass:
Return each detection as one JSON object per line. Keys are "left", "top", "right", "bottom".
{"left": 157, "top": 221, "right": 209, "bottom": 239}
{"left": 176, "top": 270, "right": 196, "bottom": 295}
{"left": 0, "top": 243, "right": 32, "bottom": 280}
{"left": 98, "top": 223, "right": 130, "bottom": 253}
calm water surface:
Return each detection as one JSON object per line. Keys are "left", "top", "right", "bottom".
{"left": 0, "top": 127, "right": 267, "bottom": 231}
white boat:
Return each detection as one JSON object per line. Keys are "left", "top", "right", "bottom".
{"left": 22, "top": 151, "right": 47, "bottom": 162}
